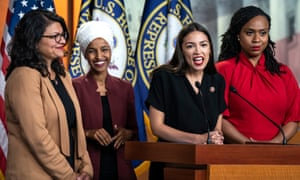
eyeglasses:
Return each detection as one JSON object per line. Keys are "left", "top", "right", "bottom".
{"left": 41, "top": 32, "right": 68, "bottom": 43}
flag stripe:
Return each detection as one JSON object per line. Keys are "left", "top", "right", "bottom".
{"left": 0, "top": 1, "right": 11, "bottom": 176}
{"left": 1, "top": 39, "right": 10, "bottom": 75}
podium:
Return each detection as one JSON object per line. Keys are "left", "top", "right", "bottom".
{"left": 125, "top": 141, "right": 300, "bottom": 180}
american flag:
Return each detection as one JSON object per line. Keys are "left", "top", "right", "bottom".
{"left": 133, "top": 0, "right": 193, "bottom": 141}
{"left": 0, "top": 0, "right": 55, "bottom": 178}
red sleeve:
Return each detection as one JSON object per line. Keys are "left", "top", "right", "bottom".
{"left": 215, "top": 60, "right": 236, "bottom": 117}
{"left": 281, "top": 65, "right": 300, "bottom": 123}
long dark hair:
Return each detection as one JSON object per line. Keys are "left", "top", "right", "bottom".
{"left": 218, "top": 6, "right": 282, "bottom": 75}
{"left": 6, "top": 9, "right": 69, "bottom": 80}
{"left": 153, "top": 22, "right": 217, "bottom": 75}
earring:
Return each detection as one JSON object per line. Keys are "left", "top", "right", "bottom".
{"left": 237, "top": 36, "right": 240, "bottom": 41}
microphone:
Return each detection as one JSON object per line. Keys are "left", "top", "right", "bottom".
{"left": 195, "top": 81, "right": 211, "bottom": 144}
{"left": 230, "top": 86, "right": 287, "bottom": 145}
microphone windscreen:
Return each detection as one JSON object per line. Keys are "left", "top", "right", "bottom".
{"left": 230, "top": 86, "right": 237, "bottom": 93}
{"left": 195, "top": 81, "right": 201, "bottom": 89}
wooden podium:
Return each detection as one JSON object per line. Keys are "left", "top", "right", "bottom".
{"left": 125, "top": 141, "right": 300, "bottom": 180}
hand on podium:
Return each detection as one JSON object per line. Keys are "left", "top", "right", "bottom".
{"left": 245, "top": 137, "right": 284, "bottom": 145}
{"left": 206, "top": 130, "right": 224, "bottom": 145}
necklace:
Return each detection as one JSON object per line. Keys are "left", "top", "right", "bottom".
{"left": 50, "top": 76, "right": 58, "bottom": 86}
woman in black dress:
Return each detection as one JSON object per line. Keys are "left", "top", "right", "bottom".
{"left": 146, "top": 22, "right": 226, "bottom": 179}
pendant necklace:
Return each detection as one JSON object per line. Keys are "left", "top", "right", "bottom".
{"left": 50, "top": 75, "right": 58, "bottom": 85}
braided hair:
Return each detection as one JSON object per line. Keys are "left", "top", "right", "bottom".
{"left": 218, "top": 6, "right": 282, "bottom": 75}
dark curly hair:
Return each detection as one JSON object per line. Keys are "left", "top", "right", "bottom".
{"left": 6, "top": 9, "right": 69, "bottom": 80}
{"left": 218, "top": 6, "right": 282, "bottom": 75}
{"left": 153, "top": 22, "right": 217, "bottom": 75}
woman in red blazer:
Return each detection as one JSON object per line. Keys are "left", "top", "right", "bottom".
{"left": 73, "top": 21, "right": 138, "bottom": 180}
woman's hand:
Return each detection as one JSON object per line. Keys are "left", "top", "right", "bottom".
{"left": 85, "top": 129, "right": 113, "bottom": 146}
{"left": 112, "top": 125, "right": 132, "bottom": 149}
{"left": 76, "top": 172, "right": 91, "bottom": 180}
{"left": 209, "top": 130, "right": 224, "bottom": 144}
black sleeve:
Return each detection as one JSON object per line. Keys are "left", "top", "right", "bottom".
{"left": 217, "top": 73, "right": 227, "bottom": 114}
{"left": 145, "top": 70, "right": 166, "bottom": 112}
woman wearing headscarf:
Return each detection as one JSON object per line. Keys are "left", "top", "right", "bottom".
{"left": 73, "top": 21, "right": 138, "bottom": 180}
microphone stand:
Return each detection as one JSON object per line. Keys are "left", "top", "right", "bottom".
{"left": 230, "top": 86, "right": 287, "bottom": 145}
{"left": 195, "top": 82, "right": 211, "bottom": 144}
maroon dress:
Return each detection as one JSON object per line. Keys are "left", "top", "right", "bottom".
{"left": 73, "top": 72, "right": 138, "bottom": 180}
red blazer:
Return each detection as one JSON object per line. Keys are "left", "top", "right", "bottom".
{"left": 73, "top": 72, "right": 138, "bottom": 180}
